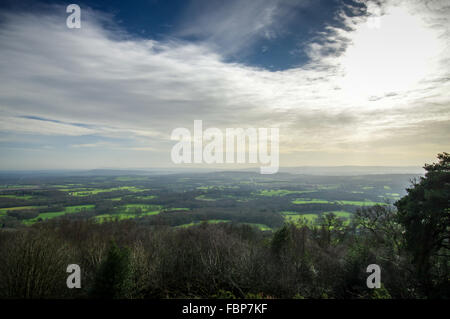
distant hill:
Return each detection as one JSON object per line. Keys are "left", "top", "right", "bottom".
{"left": 278, "top": 166, "right": 424, "bottom": 176}
{"left": 0, "top": 166, "right": 424, "bottom": 178}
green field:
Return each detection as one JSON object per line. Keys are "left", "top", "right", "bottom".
{"left": 257, "top": 189, "right": 315, "bottom": 196}
{"left": 385, "top": 193, "right": 400, "bottom": 197}
{"left": 336, "top": 200, "right": 386, "bottom": 206}
{"left": 121, "top": 204, "right": 162, "bottom": 214}
{"left": 292, "top": 198, "right": 331, "bottom": 204}
{"left": 195, "top": 195, "right": 217, "bottom": 201}
{"left": 176, "top": 221, "right": 198, "bottom": 228}
{"left": 66, "top": 186, "right": 146, "bottom": 196}
{"left": 95, "top": 206, "right": 162, "bottom": 223}
{"left": 281, "top": 210, "right": 352, "bottom": 225}
{"left": 135, "top": 195, "right": 157, "bottom": 200}
{"left": 384, "top": 193, "right": 401, "bottom": 200}
{"left": 65, "top": 205, "right": 95, "bottom": 212}
{"left": 291, "top": 198, "right": 386, "bottom": 206}
{"left": 281, "top": 211, "right": 319, "bottom": 223}
{"left": 95, "top": 213, "right": 137, "bottom": 223}
{"left": 0, "top": 194, "right": 34, "bottom": 200}
{"left": 0, "top": 206, "right": 40, "bottom": 215}
{"left": 167, "top": 207, "right": 190, "bottom": 211}
{"left": 23, "top": 205, "right": 95, "bottom": 224}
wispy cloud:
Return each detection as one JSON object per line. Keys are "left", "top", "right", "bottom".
{"left": 0, "top": 116, "right": 97, "bottom": 136}
{"left": 175, "top": 0, "right": 309, "bottom": 57}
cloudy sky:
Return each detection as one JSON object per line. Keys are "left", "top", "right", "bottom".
{"left": 0, "top": 0, "right": 449, "bottom": 170}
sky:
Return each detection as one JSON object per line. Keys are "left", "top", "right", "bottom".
{"left": 0, "top": 0, "right": 449, "bottom": 170}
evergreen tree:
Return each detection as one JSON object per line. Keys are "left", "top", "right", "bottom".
{"left": 395, "top": 152, "right": 450, "bottom": 298}
{"left": 90, "top": 241, "right": 133, "bottom": 299}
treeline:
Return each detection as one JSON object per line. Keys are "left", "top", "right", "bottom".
{"left": 0, "top": 205, "right": 447, "bottom": 299}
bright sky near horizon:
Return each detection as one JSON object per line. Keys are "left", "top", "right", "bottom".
{"left": 0, "top": 0, "right": 449, "bottom": 169}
